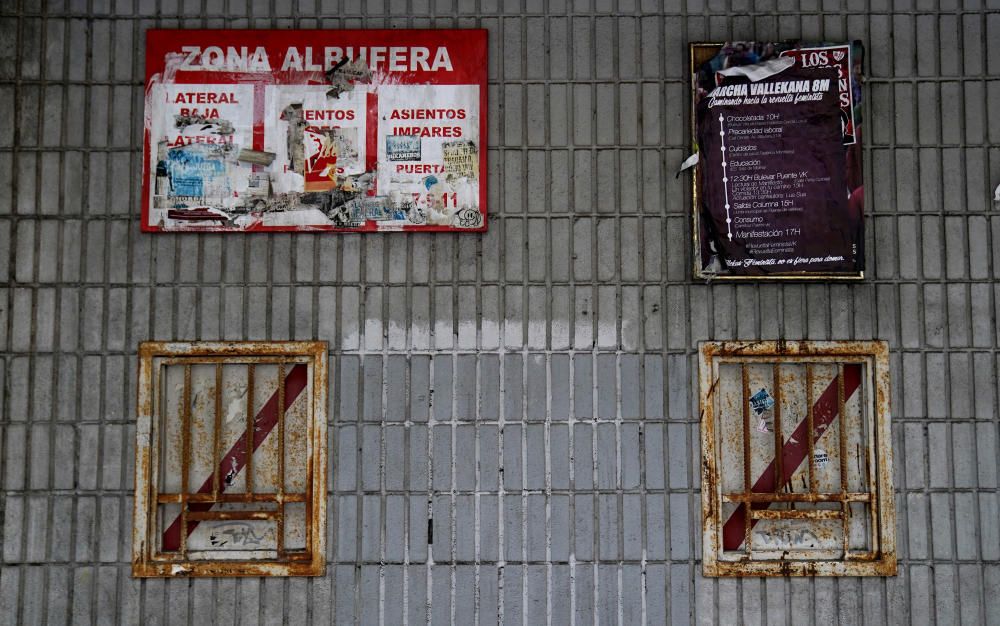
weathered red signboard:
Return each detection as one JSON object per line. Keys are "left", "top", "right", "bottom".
{"left": 142, "top": 30, "right": 487, "bottom": 232}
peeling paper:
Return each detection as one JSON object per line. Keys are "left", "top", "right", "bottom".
{"left": 676, "top": 152, "right": 699, "bottom": 178}
{"left": 716, "top": 55, "right": 795, "bottom": 82}
{"left": 994, "top": 183, "right": 1000, "bottom": 201}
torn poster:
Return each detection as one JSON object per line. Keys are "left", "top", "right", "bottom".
{"left": 142, "top": 30, "right": 488, "bottom": 232}
{"left": 691, "top": 42, "right": 865, "bottom": 279}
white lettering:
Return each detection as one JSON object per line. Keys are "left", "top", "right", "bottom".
{"left": 430, "top": 46, "right": 453, "bottom": 71}
{"left": 389, "top": 47, "right": 407, "bottom": 71}
{"left": 281, "top": 47, "right": 304, "bottom": 71}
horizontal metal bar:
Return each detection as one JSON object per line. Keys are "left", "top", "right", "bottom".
{"left": 750, "top": 509, "right": 843, "bottom": 520}
{"left": 722, "top": 492, "right": 871, "bottom": 504}
{"left": 157, "top": 356, "right": 312, "bottom": 366}
{"left": 157, "top": 493, "right": 307, "bottom": 504}
{"left": 186, "top": 510, "right": 279, "bottom": 521}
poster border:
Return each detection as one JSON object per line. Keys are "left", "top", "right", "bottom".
{"left": 689, "top": 42, "right": 865, "bottom": 282}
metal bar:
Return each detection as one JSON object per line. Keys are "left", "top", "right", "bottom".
{"left": 151, "top": 363, "right": 164, "bottom": 554}
{"left": 838, "top": 364, "right": 850, "bottom": 555}
{"left": 304, "top": 437, "right": 313, "bottom": 561}
{"left": 213, "top": 364, "right": 222, "bottom": 499}
{"left": 186, "top": 510, "right": 279, "bottom": 522}
{"left": 864, "top": 368, "right": 881, "bottom": 555}
{"left": 304, "top": 359, "right": 319, "bottom": 562}
{"left": 723, "top": 492, "right": 872, "bottom": 503}
{"left": 180, "top": 365, "right": 192, "bottom": 557}
{"left": 159, "top": 356, "right": 312, "bottom": 366}
{"left": 806, "top": 364, "right": 817, "bottom": 494}
{"left": 772, "top": 363, "right": 783, "bottom": 495}
{"left": 158, "top": 493, "right": 308, "bottom": 504}
{"left": 741, "top": 364, "right": 752, "bottom": 553}
{"left": 750, "top": 509, "right": 843, "bottom": 521}
{"left": 276, "top": 363, "right": 285, "bottom": 557}
{"left": 246, "top": 363, "right": 255, "bottom": 495}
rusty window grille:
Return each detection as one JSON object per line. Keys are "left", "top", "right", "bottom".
{"left": 132, "top": 341, "right": 328, "bottom": 577}
{"left": 699, "top": 341, "right": 896, "bottom": 576}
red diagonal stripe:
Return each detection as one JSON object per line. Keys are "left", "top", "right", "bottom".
{"left": 721, "top": 364, "right": 862, "bottom": 551}
{"left": 161, "top": 363, "right": 309, "bottom": 551}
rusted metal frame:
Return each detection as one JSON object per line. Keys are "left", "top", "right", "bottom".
{"left": 187, "top": 510, "right": 279, "bottom": 522}
{"left": 806, "top": 364, "right": 817, "bottom": 496}
{"left": 180, "top": 365, "right": 192, "bottom": 558}
{"left": 134, "top": 341, "right": 330, "bottom": 577}
{"left": 741, "top": 364, "right": 753, "bottom": 554}
{"left": 276, "top": 363, "right": 286, "bottom": 557}
{"left": 157, "top": 493, "right": 307, "bottom": 504}
{"left": 700, "top": 351, "right": 723, "bottom": 573}
{"left": 132, "top": 348, "right": 158, "bottom": 574}
{"left": 838, "top": 364, "right": 851, "bottom": 556}
{"left": 699, "top": 341, "right": 897, "bottom": 577}
{"left": 751, "top": 509, "right": 842, "bottom": 520}
{"left": 703, "top": 339, "right": 880, "bottom": 360}
{"left": 306, "top": 342, "right": 329, "bottom": 570}
{"left": 246, "top": 363, "right": 255, "bottom": 496}
{"left": 213, "top": 364, "right": 222, "bottom": 500}
{"left": 722, "top": 492, "right": 872, "bottom": 503}
{"left": 141, "top": 341, "right": 324, "bottom": 358}
{"left": 159, "top": 355, "right": 311, "bottom": 366}
{"left": 150, "top": 362, "right": 164, "bottom": 556}
{"left": 709, "top": 559, "right": 897, "bottom": 577}
{"left": 772, "top": 363, "right": 783, "bottom": 498}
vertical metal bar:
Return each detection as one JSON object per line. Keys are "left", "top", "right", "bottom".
{"left": 304, "top": 366, "right": 313, "bottom": 557}
{"left": 863, "top": 363, "right": 880, "bottom": 554}
{"left": 180, "top": 365, "right": 192, "bottom": 557}
{"left": 806, "top": 364, "right": 817, "bottom": 495}
{"left": 772, "top": 363, "right": 783, "bottom": 495}
{"left": 742, "top": 364, "right": 752, "bottom": 552}
{"left": 152, "top": 363, "right": 164, "bottom": 554}
{"left": 246, "top": 363, "right": 255, "bottom": 495}
{"left": 212, "top": 364, "right": 222, "bottom": 499}
{"left": 276, "top": 363, "right": 285, "bottom": 556}
{"left": 838, "top": 364, "right": 850, "bottom": 556}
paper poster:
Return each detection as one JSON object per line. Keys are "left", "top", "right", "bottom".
{"left": 692, "top": 42, "right": 865, "bottom": 278}
{"left": 142, "top": 30, "right": 487, "bottom": 232}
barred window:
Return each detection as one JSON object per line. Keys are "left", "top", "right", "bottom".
{"left": 132, "top": 342, "right": 328, "bottom": 577}
{"left": 699, "top": 341, "right": 896, "bottom": 576}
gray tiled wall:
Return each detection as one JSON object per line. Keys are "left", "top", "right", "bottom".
{"left": 2, "top": 1, "right": 999, "bottom": 624}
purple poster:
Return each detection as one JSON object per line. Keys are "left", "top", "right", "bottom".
{"left": 694, "top": 42, "right": 865, "bottom": 278}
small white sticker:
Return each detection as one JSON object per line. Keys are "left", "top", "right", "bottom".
{"left": 813, "top": 448, "right": 830, "bottom": 469}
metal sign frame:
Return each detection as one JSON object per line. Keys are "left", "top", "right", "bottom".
{"left": 141, "top": 29, "right": 488, "bottom": 233}
{"left": 132, "top": 341, "right": 328, "bottom": 577}
{"left": 699, "top": 340, "right": 896, "bottom": 576}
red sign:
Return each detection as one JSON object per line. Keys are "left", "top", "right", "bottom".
{"left": 142, "top": 29, "right": 488, "bottom": 232}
